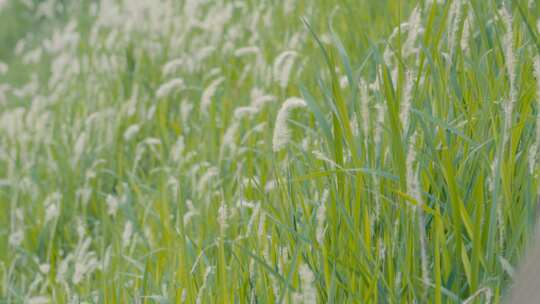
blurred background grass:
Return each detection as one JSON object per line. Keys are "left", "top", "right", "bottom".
{"left": 1, "top": 0, "right": 539, "bottom": 303}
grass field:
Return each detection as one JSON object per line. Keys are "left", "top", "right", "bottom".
{"left": 1, "top": 0, "right": 540, "bottom": 303}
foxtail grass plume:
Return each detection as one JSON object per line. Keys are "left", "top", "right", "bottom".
{"left": 273, "top": 51, "right": 297, "bottom": 89}
{"left": 448, "top": 0, "right": 463, "bottom": 57}
{"left": 461, "top": 4, "right": 473, "bottom": 55}
{"left": 156, "top": 78, "right": 185, "bottom": 99}
{"left": 200, "top": 76, "right": 225, "bottom": 114}
{"left": 106, "top": 194, "right": 120, "bottom": 217}
{"left": 218, "top": 202, "right": 229, "bottom": 232}
{"left": 234, "top": 46, "right": 260, "bottom": 57}
{"left": 400, "top": 70, "right": 415, "bottom": 132}
{"left": 293, "top": 264, "right": 317, "bottom": 303}
{"left": 123, "top": 124, "right": 140, "bottom": 141}
{"left": 403, "top": 6, "right": 422, "bottom": 57}
{"left": 121, "top": 221, "right": 133, "bottom": 249}
{"left": 27, "top": 296, "right": 50, "bottom": 304}
{"left": 500, "top": 7, "right": 516, "bottom": 147}
{"left": 44, "top": 192, "right": 62, "bottom": 223}
{"left": 374, "top": 102, "right": 385, "bottom": 149}
{"left": 316, "top": 189, "right": 329, "bottom": 245}
{"left": 406, "top": 132, "right": 430, "bottom": 290}
{"left": 0, "top": 61, "right": 7, "bottom": 74}
{"left": 462, "top": 287, "right": 492, "bottom": 304}
{"left": 272, "top": 97, "right": 307, "bottom": 152}
{"left": 162, "top": 58, "right": 184, "bottom": 76}
{"left": 529, "top": 56, "right": 540, "bottom": 173}
{"left": 359, "top": 79, "right": 370, "bottom": 138}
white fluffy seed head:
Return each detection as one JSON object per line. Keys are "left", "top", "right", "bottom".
{"left": 403, "top": 6, "right": 423, "bottom": 57}
{"left": 72, "top": 236, "right": 99, "bottom": 285}
{"left": 234, "top": 106, "right": 259, "bottom": 119}
{"left": 171, "top": 136, "right": 185, "bottom": 163}
{"left": 44, "top": 192, "right": 62, "bottom": 223}
{"left": 273, "top": 51, "right": 297, "bottom": 89}
{"left": 123, "top": 124, "right": 140, "bottom": 141}
{"left": 218, "top": 202, "right": 229, "bottom": 231}
{"left": 162, "top": 58, "right": 183, "bottom": 76}
{"left": 122, "top": 221, "right": 133, "bottom": 249}
{"left": 222, "top": 121, "right": 239, "bottom": 153}
{"left": 501, "top": 8, "right": 515, "bottom": 87}
{"left": 501, "top": 9, "right": 516, "bottom": 83}
{"left": 9, "top": 230, "right": 24, "bottom": 247}
{"left": 359, "top": 79, "right": 370, "bottom": 137}
{"left": 73, "top": 131, "right": 87, "bottom": 167}
{"left": 106, "top": 194, "right": 119, "bottom": 217}
{"left": 250, "top": 88, "right": 276, "bottom": 111}
{"left": 295, "top": 264, "right": 317, "bottom": 303}
{"left": 400, "top": 70, "right": 415, "bottom": 132}
{"left": 200, "top": 77, "right": 225, "bottom": 114}
{"left": 461, "top": 5, "right": 473, "bottom": 55}
{"left": 0, "top": 61, "right": 8, "bottom": 75}
{"left": 500, "top": 7, "right": 516, "bottom": 147}
{"left": 27, "top": 296, "right": 50, "bottom": 304}
{"left": 39, "top": 263, "right": 51, "bottom": 274}
{"left": 374, "top": 102, "right": 385, "bottom": 149}
{"left": 183, "top": 200, "right": 199, "bottom": 225}
{"left": 448, "top": 0, "right": 463, "bottom": 56}
{"left": 529, "top": 56, "right": 540, "bottom": 173}
{"left": 156, "top": 78, "right": 185, "bottom": 99}
{"left": 245, "top": 203, "right": 260, "bottom": 237}
{"left": 534, "top": 55, "right": 540, "bottom": 101}
{"left": 406, "top": 132, "right": 421, "bottom": 206}
{"left": 426, "top": 0, "right": 444, "bottom": 6}
{"left": 234, "top": 46, "right": 261, "bottom": 57}
{"left": 180, "top": 99, "right": 193, "bottom": 123}
{"left": 316, "top": 189, "right": 329, "bottom": 245}
{"left": 272, "top": 97, "right": 307, "bottom": 152}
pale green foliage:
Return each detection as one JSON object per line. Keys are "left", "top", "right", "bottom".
{"left": 1, "top": 0, "right": 540, "bottom": 303}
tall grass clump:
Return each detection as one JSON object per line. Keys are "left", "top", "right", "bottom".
{"left": 1, "top": 0, "right": 540, "bottom": 303}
